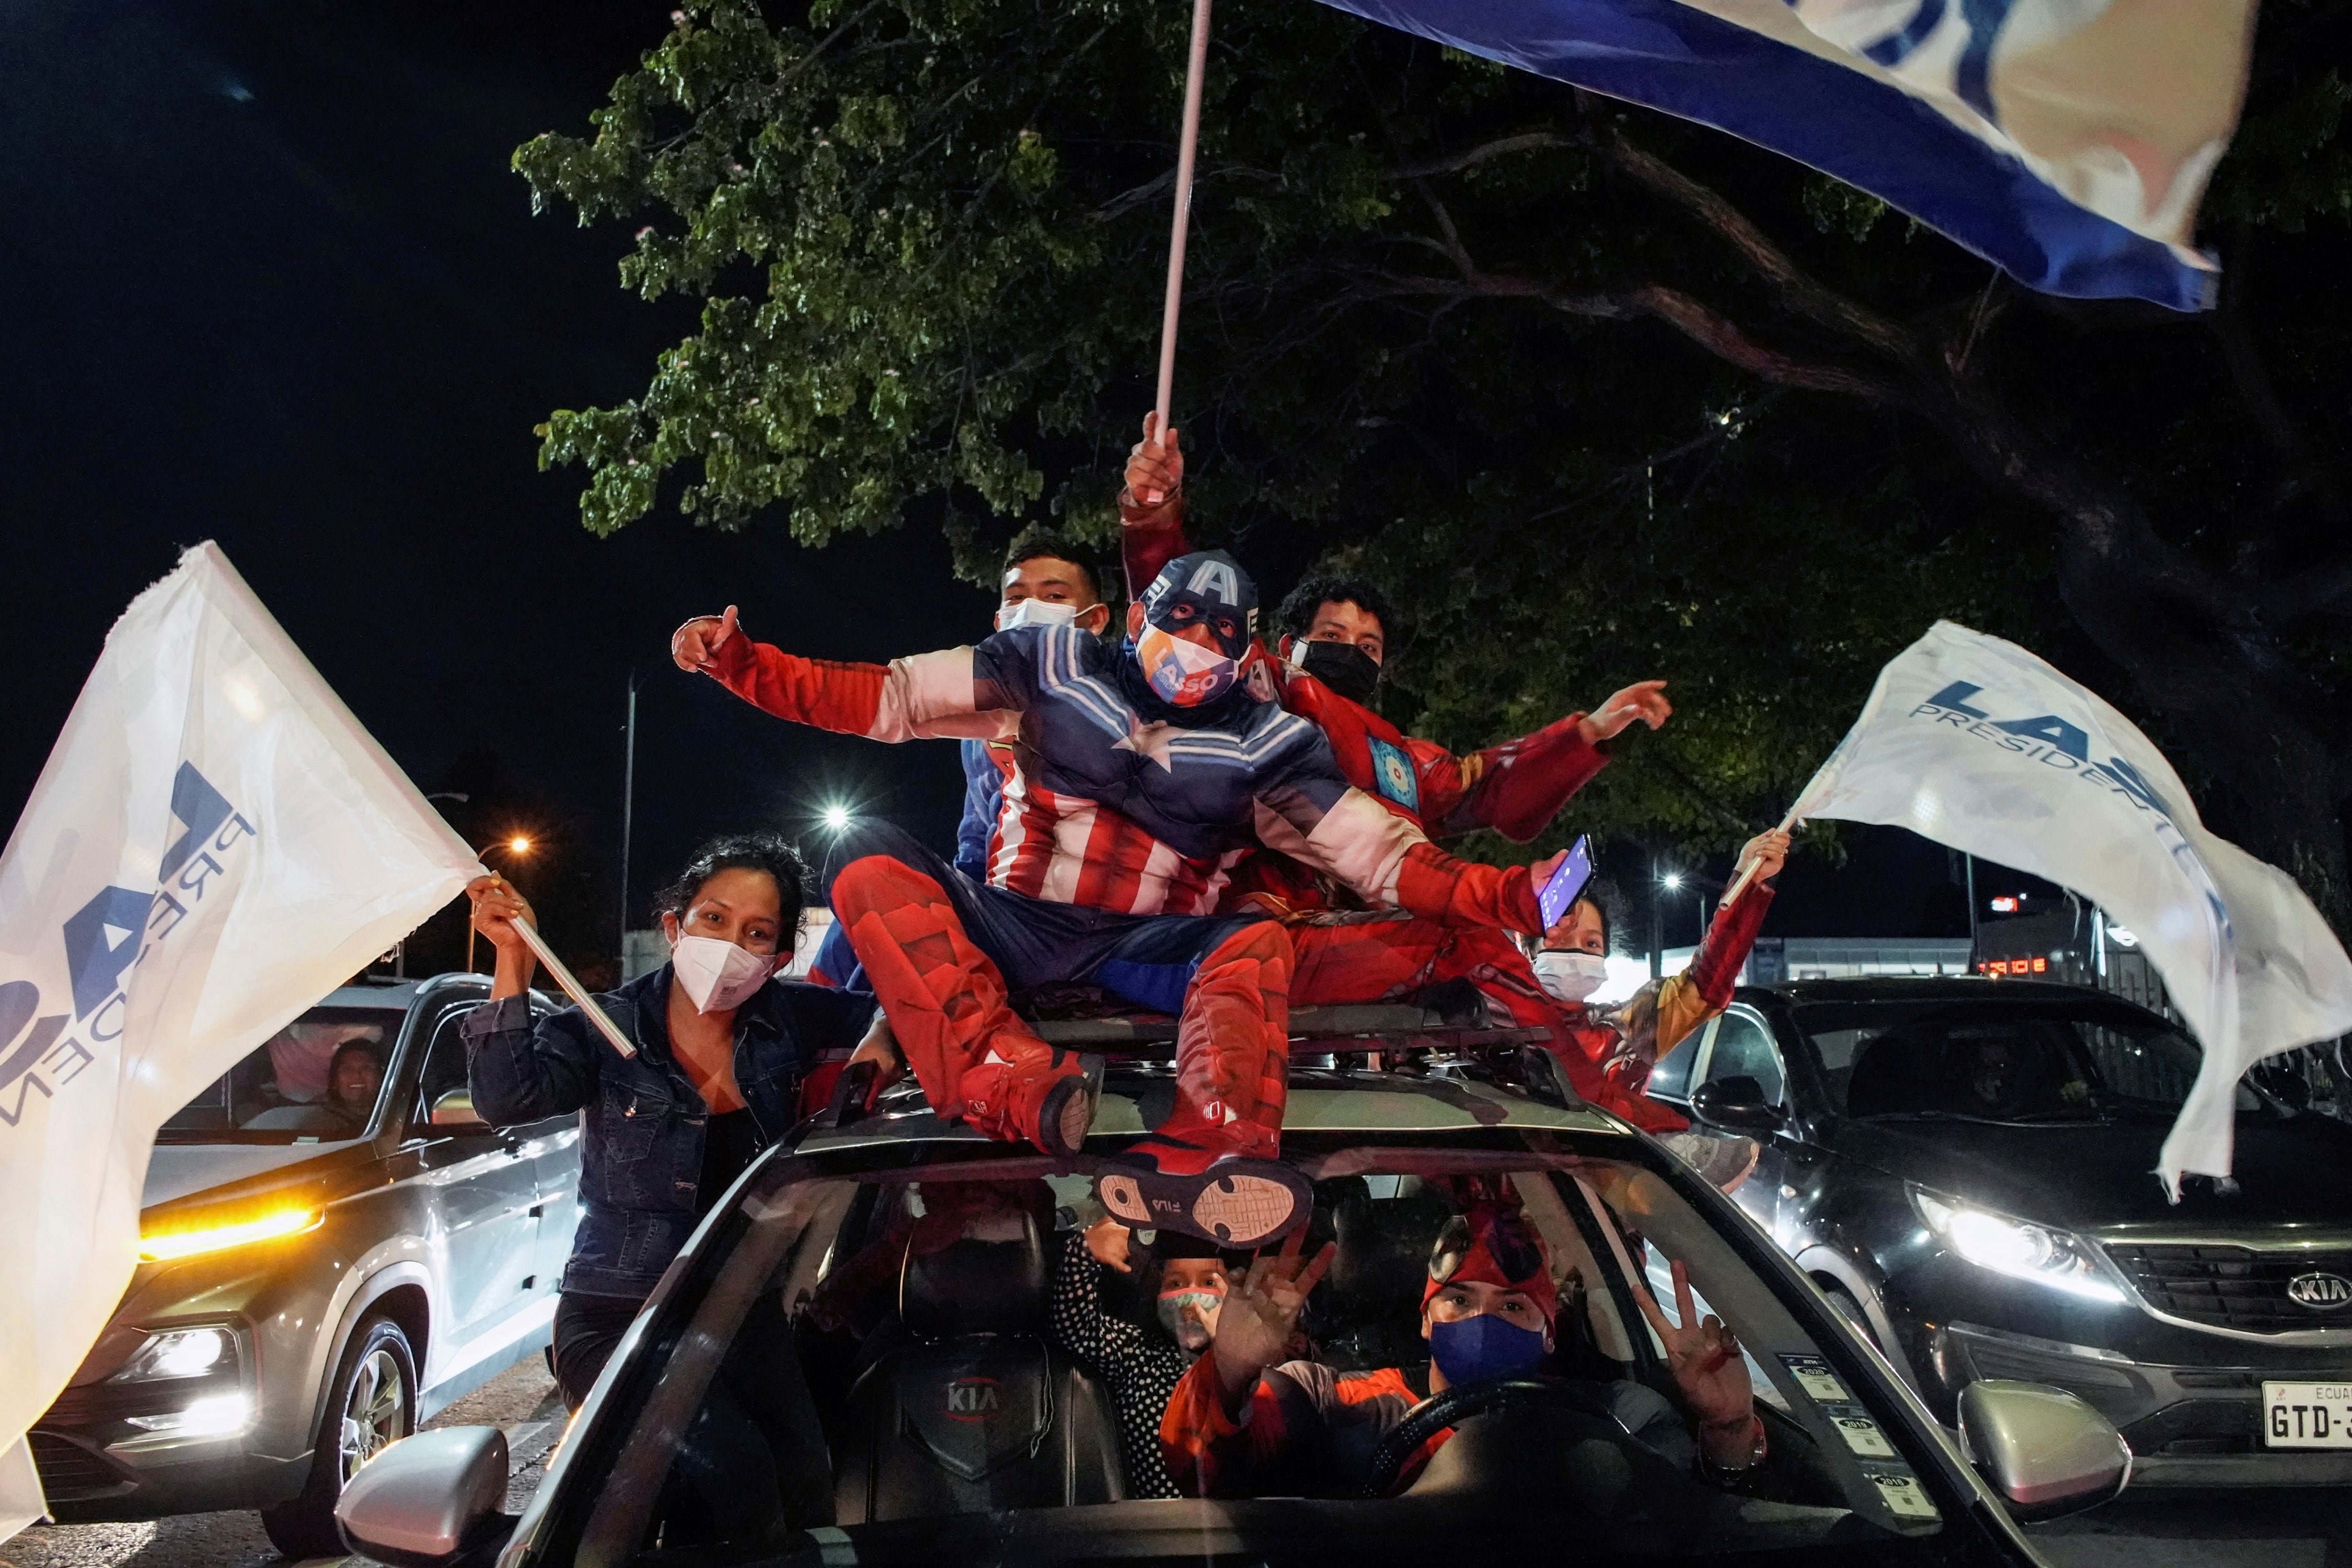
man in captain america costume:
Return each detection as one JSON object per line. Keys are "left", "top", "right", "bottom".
{"left": 671, "top": 551, "right": 1567, "bottom": 1246}
{"left": 1112, "top": 416, "right": 1696, "bottom": 1128}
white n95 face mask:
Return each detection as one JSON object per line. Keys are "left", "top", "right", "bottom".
{"left": 1533, "top": 950, "right": 1609, "bottom": 1003}
{"left": 997, "top": 598, "right": 1080, "bottom": 631}
{"left": 670, "top": 933, "right": 778, "bottom": 1014}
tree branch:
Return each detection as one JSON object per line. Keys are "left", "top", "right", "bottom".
{"left": 1625, "top": 285, "right": 1907, "bottom": 401}
{"left": 1601, "top": 133, "right": 1922, "bottom": 367}
{"left": 1391, "top": 131, "right": 1580, "bottom": 181}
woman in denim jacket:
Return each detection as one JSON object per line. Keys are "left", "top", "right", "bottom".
{"left": 464, "top": 833, "right": 882, "bottom": 1408}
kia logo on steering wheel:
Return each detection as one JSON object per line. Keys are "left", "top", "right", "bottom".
{"left": 2286, "top": 1271, "right": 2352, "bottom": 1310}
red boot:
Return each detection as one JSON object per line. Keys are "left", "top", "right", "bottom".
{"left": 832, "top": 854, "right": 1097, "bottom": 1158}
{"left": 1095, "top": 923, "right": 1309, "bottom": 1248}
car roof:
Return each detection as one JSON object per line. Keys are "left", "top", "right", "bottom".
{"left": 1737, "top": 974, "right": 2169, "bottom": 1018}
{"left": 315, "top": 972, "right": 507, "bottom": 1012}
{"left": 795, "top": 1063, "right": 1633, "bottom": 1157}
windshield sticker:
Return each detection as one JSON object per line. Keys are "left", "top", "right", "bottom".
{"left": 1778, "top": 1352, "right": 1851, "bottom": 1403}
{"left": 1864, "top": 1467, "right": 1941, "bottom": 1521}
{"left": 1825, "top": 1405, "right": 1898, "bottom": 1458}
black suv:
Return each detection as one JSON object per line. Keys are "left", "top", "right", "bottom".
{"left": 1646, "top": 975, "right": 2352, "bottom": 1485}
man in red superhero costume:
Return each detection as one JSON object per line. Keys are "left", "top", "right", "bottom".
{"left": 671, "top": 552, "right": 1570, "bottom": 1245}
{"left": 1117, "top": 418, "right": 1722, "bottom": 1129}
{"left": 1160, "top": 1198, "right": 1765, "bottom": 1497}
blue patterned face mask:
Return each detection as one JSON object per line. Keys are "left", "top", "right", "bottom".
{"left": 1157, "top": 1287, "right": 1225, "bottom": 1352}
{"left": 1427, "top": 1311, "right": 1548, "bottom": 1385}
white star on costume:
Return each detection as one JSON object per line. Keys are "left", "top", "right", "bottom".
{"left": 1114, "top": 715, "right": 1183, "bottom": 771}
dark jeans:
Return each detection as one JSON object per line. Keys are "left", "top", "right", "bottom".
{"left": 823, "top": 818, "right": 1264, "bottom": 1014}
{"left": 553, "top": 1291, "right": 642, "bottom": 1411}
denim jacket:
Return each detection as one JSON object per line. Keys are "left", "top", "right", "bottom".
{"left": 462, "top": 967, "right": 872, "bottom": 1299}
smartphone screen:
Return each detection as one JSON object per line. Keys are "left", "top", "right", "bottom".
{"left": 1536, "top": 834, "right": 1595, "bottom": 931}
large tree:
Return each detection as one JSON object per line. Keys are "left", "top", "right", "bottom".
{"left": 514, "top": 0, "right": 2352, "bottom": 907}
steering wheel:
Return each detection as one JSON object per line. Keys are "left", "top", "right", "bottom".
{"left": 1357, "top": 1377, "right": 1627, "bottom": 1499}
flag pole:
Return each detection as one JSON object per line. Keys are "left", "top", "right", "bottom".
{"left": 1154, "top": 0, "right": 1214, "bottom": 434}
{"left": 493, "top": 890, "right": 640, "bottom": 1059}
{"left": 1719, "top": 805, "right": 1803, "bottom": 909}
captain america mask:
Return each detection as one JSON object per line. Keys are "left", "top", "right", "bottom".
{"left": 1134, "top": 550, "right": 1257, "bottom": 707}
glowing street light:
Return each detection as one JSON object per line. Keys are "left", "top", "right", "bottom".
{"left": 822, "top": 805, "right": 854, "bottom": 832}
{"left": 1661, "top": 872, "right": 1684, "bottom": 891}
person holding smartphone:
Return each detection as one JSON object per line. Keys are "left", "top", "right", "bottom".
{"left": 1527, "top": 828, "right": 1791, "bottom": 1185}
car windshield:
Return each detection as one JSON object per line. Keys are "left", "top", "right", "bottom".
{"left": 554, "top": 1131, "right": 1961, "bottom": 1566}
{"left": 1791, "top": 997, "right": 2242, "bottom": 1121}
{"left": 157, "top": 1005, "right": 403, "bottom": 1143}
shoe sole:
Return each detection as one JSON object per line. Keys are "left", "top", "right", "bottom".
{"left": 1096, "top": 1162, "right": 1310, "bottom": 1249}
{"left": 1036, "top": 1061, "right": 1102, "bottom": 1160}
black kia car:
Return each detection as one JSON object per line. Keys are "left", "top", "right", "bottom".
{"left": 1645, "top": 975, "right": 2352, "bottom": 1486}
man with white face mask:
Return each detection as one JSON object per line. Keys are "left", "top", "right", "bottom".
{"left": 463, "top": 833, "right": 882, "bottom": 1408}
{"left": 962, "top": 529, "right": 1113, "bottom": 879}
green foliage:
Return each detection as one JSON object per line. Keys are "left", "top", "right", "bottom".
{"left": 517, "top": 0, "right": 2351, "bottom": 860}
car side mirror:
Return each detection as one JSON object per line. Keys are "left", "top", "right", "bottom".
{"left": 1958, "top": 1380, "right": 2130, "bottom": 1521}
{"left": 335, "top": 1426, "right": 516, "bottom": 1567}
{"left": 429, "top": 1089, "right": 492, "bottom": 1133}
{"left": 1688, "top": 1075, "right": 1786, "bottom": 1133}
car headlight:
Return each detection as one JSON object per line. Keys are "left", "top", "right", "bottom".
{"left": 116, "top": 1393, "right": 253, "bottom": 1442}
{"left": 139, "top": 1204, "right": 321, "bottom": 1262}
{"left": 110, "top": 1327, "right": 237, "bottom": 1383}
{"left": 1911, "top": 1188, "right": 2125, "bottom": 1304}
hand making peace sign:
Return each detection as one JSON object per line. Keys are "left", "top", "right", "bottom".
{"left": 1209, "top": 1230, "right": 1336, "bottom": 1414}
{"left": 1629, "top": 1255, "right": 1758, "bottom": 1459}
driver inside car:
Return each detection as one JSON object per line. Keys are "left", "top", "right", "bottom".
{"left": 1160, "top": 1197, "right": 1767, "bottom": 1497}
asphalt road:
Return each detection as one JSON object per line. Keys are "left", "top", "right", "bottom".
{"left": 4, "top": 1364, "right": 2349, "bottom": 1568}
{"left": 0, "top": 1360, "right": 568, "bottom": 1568}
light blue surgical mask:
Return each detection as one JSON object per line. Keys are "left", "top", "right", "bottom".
{"left": 997, "top": 598, "right": 1080, "bottom": 631}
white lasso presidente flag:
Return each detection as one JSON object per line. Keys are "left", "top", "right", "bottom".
{"left": 0, "top": 544, "right": 477, "bottom": 1537}
{"left": 1791, "top": 621, "right": 2352, "bottom": 1198}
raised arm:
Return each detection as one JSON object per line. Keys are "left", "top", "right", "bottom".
{"left": 1120, "top": 413, "right": 1191, "bottom": 599}
{"left": 1051, "top": 1223, "right": 1148, "bottom": 1374}
{"left": 1249, "top": 722, "right": 1555, "bottom": 933}
{"left": 1642, "top": 829, "right": 1787, "bottom": 1058}
{"left": 671, "top": 605, "right": 998, "bottom": 742}
{"left": 460, "top": 875, "right": 599, "bottom": 1123}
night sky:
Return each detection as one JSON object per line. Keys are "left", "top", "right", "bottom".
{"left": 0, "top": 0, "right": 2024, "bottom": 971}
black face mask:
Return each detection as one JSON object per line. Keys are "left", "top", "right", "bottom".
{"left": 1297, "top": 638, "right": 1381, "bottom": 705}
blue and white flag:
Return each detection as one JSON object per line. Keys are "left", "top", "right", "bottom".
{"left": 1790, "top": 622, "right": 2352, "bottom": 1196}
{"left": 0, "top": 545, "right": 476, "bottom": 1539}
{"left": 1321, "top": 0, "right": 2253, "bottom": 309}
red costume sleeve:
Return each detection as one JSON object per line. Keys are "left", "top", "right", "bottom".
{"left": 1445, "top": 714, "right": 1611, "bottom": 842}
{"left": 704, "top": 630, "right": 891, "bottom": 735}
{"left": 1160, "top": 1356, "right": 1284, "bottom": 1498}
{"left": 1391, "top": 841, "right": 1544, "bottom": 933}
{"left": 1120, "top": 486, "right": 1191, "bottom": 599}
{"left": 1684, "top": 877, "right": 1777, "bottom": 1011}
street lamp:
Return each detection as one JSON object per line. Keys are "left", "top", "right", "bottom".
{"left": 822, "top": 804, "right": 854, "bottom": 832}
{"left": 465, "top": 837, "right": 534, "bottom": 974}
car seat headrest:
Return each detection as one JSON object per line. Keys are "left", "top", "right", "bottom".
{"left": 900, "top": 1212, "right": 1048, "bottom": 1340}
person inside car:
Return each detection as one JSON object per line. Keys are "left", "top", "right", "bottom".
{"left": 1160, "top": 1197, "right": 1765, "bottom": 1498}
{"left": 463, "top": 833, "right": 884, "bottom": 1408}
{"left": 321, "top": 1039, "right": 384, "bottom": 1129}
{"left": 1051, "top": 1214, "right": 1250, "bottom": 1497}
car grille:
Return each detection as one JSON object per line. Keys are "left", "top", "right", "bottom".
{"left": 2104, "top": 1242, "right": 2352, "bottom": 1333}
{"left": 29, "top": 1432, "right": 121, "bottom": 1498}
